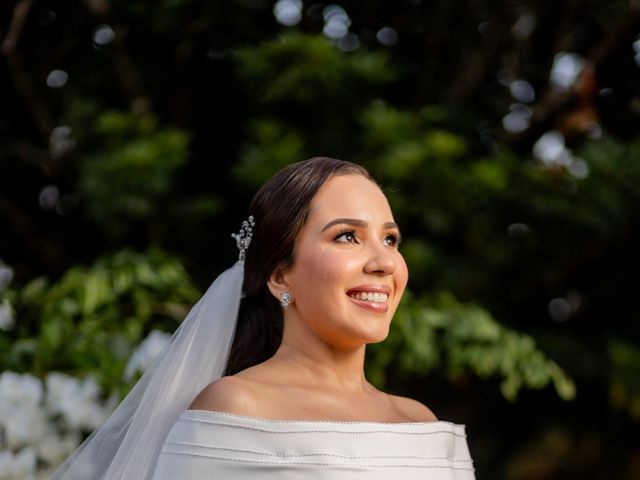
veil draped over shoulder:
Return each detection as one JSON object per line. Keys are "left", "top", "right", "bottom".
{"left": 49, "top": 261, "right": 244, "bottom": 479}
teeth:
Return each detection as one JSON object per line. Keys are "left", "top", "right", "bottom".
{"left": 348, "top": 292, "right": 389, "bottom": 302}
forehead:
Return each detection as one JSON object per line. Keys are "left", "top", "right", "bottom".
{"left": 306, "top": 174, "right": 393, "bottom": 223}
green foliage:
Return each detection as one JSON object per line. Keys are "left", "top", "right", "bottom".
{"left": 608, "top": 338, "right": 640, "bottom": 421}
{"left": 232, "top": 33, "right": 398, "bottom": 186}
{"left": 233, "top": 119, "right": 305, "bottom": 185}
{"left": 0, "top": 249, "right": 199, "bottom": 394}
{"left": 234, "top": 33, "right": 395, "bottom": 106}
{"left": 367, "top": 291, "right": 576, "bottom": 401}
{"left": 77, "top": 109, "right": 190, "bottom": 225}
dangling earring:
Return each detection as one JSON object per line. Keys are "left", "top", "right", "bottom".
{"left": 280, "top": 292, "right": 292, "bottom": 310}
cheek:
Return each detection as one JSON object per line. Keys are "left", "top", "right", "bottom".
{"left": 315, "top": 251, "right": 352, "bottom": 289}
{"left": 296, "top": 248, "right": 353, "bottom": 301}
{"left": 293, "top": 248, "right": 332, "bottom": 294}
{"left": 395, "top": 255, "right": 409, "bottom": 296}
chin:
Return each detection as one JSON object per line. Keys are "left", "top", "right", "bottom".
{"left": 323, "top": 324, "right": 390, "bottom": 350}
{"left": 356, "top": 323, "right": 392, "bottom": 345}
{"left": 365, "top": 331, "right": 391, "bottom": 345}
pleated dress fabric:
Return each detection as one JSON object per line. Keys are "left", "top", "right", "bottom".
{"left": 152, "top": 410, "right": 475, "bottom": 479}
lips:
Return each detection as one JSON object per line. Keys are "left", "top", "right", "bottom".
{"left": 348, "top": 291, "right": 389, "bottom": 302}
{"left": 346, "top": 285, "right": 391, "bottom": 313}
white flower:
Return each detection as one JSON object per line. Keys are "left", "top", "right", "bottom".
{"left": 12, "top": 448, "right": 37, "bottom": 477}
{"left": 3, "top": 403, "right": 48, "bottom": 450}
{"left": 0, "top": 373, "right": 48, "bottom": 451}
{"left": 37, "top": 430, "right": 80, "bottom": 466}
{"left": 0, "top": 372, "right": 46, "bottom": 452}
{"left": 0, "top": 447, "right": 37, "bottom": 478}
{"left": 0, "top": 371, "right": 114, "bottom": 477}
{"left": 124, "top": 330, "right": 171, "bottom": 381}
{"left": 45, "top": 373, "right": 107, "bottom": 430}
{"left": 0, "top": 450, "right": 12, "bottom": 477}
{"left": 0, "top": 372, "right": 43, "bottom": 408}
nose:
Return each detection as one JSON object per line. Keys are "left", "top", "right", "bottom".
{"left": 363, "top": 241, "right": 397, "bottom": 275}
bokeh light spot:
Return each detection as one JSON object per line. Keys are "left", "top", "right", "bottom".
{"left": 46, "top": 69, "right": 68, "bottom": 88}
{"left": 93, "top": 25, "right": 116, "bottom": 46}
{"left": 549, "top": 290, "right": 581, "bottom": 322}
{"left": 507, "top": 223, "right": 531, "bottom": 236}
{"left": 586, "top": 122, "right": 602, "bottom": 140}
{"left": 503, "top": 112, "right": 529, "bottom": 134}
{"left": 0, "top": 299, "right": 13, "bottom": 330}
{"left": 50, "top": 126, "right": 76, "bottom": 158}
{"left": 568, "top": 157, "right": 589, "bottom": 179}
{"left": 39, "top": 185, "right": 59, "bottom": 211}
{"left": 549, "top": 52, "right": 584, "bottom": 92}
{"left": 549, "top": 297, "right": 572, "bottom": 322}
{"left": 599, "top": 87, "right": 614, "bottom": 98}
{"left": 376, "top": 26, "right": 399, "bottom": 46}
{"left": 0, "top": 263, "right": 14, "bottom": 290}
{"left": 502, "top": 103, "right": 532, "bottom": 134}
{"left": 533, "top": 130, "right": 570, "bottom": 166}
{"left": 323, "top": 5, "right": 351, "bottom": 39}
{"left": 511, "top": 13, "right": 536, "bottom": 39}
{"left": 274, "top": 0, "right": 303, "bottom": 26}
{"left": 338, "top": 33, "right": 360, "bottom": 52}
{"left": 503, "top": 103, "right": 532, "bottom": 134}
{"left": 510, "top": 79, "right": 535, "bottom": 103}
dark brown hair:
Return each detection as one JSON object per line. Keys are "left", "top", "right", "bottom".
{"left": 224, "top": 157, "right": 371, "bottom": 375}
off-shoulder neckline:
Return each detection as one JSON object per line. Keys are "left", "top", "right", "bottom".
{"left": 184, "top": 409, "right": 463, "bottom": 427}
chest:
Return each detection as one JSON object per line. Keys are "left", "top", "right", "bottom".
{"left": 248, "top": 385, "right": 410, "bottom": 422}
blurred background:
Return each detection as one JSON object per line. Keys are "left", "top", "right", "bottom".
{"left": 1, "top": 0, "right": 640, "bottom": 478}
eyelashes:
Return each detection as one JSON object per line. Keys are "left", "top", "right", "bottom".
{"left": 386, "top": 233, "right": 402, "bottom": 247}
{"left": 334, "top": 229, "right": 358, "bottom": 243}
{"left": 333, "top": 228, "right": 402, "bottom": 247}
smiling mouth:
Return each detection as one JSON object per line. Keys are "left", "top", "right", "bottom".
{"left": 347, "top": 291, "right": 389, "bottom": 303}
{"left": 346, "top": 291, "right": 390, "bottom": 313}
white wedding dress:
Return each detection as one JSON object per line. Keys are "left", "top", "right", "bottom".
{"left": 152, "top": 410, "right": 475, "bottom": 479}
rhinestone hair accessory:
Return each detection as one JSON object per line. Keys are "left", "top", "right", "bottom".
{"left": 231, "top": 215, "right": 255, "bottom": 261}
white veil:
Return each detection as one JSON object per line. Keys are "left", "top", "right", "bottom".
{"left": 48, "top": 260, "right": 244, "bottom": 479}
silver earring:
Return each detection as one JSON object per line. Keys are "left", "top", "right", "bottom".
{"left": 280, "top": 292, "right": 292, "bottom": 310}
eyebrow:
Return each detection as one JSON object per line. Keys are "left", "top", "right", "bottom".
{"left": 321, "top": 218, "right": 400, "bottom": 232}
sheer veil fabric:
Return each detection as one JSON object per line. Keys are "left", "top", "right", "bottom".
{"left": 49, "top": 261, "right": 244, "bottom": 480}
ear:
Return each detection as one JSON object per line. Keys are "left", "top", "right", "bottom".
{"left": 266, "top": 265, "right": 292, "bottom": 302}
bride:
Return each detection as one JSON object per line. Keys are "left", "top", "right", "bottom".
{"left": 51, "top": 157, "right": 475, "bottom": 479}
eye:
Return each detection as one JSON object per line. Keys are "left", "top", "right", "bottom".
{"left": 383, "top": 233, "right": 401, "bottom": 247}
{"left": 334, "top": 229, "right": 359, "bottom": 244}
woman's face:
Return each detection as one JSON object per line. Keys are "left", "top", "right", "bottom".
{"left": 281, "top": 173, "right": 408, "bottom": 350}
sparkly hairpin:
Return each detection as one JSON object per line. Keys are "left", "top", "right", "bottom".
{"left": 231, "top": 215, "right": 255, "bottom": 261}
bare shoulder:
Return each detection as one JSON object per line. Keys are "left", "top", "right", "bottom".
{"left": 387, "top": 394, "right": 438, "bottom": 422}
{"left": 188, "top": 375, "right": 260, "bottom": 414}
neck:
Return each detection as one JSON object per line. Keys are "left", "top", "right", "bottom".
{"left": 272, "top": 319, "right": 370, "bottom": 393}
